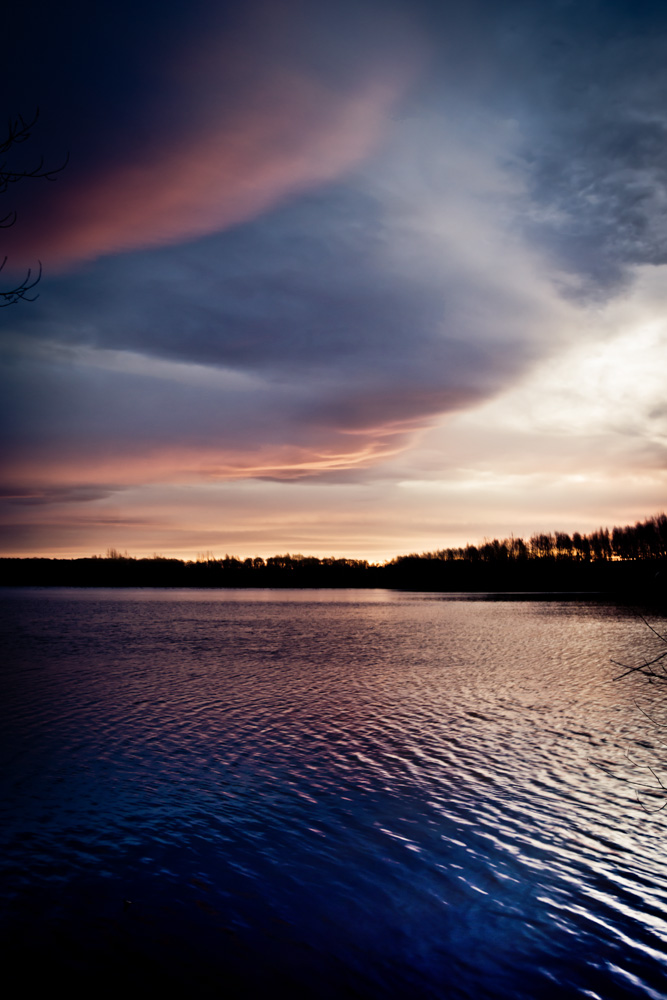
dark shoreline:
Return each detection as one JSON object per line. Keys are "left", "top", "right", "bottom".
{"left": 1, "top": 554, "right": 665, "bottom": 602}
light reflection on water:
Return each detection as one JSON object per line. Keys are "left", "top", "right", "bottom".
{"left": 1, "top": 589, "right": 666, "bottom": 998}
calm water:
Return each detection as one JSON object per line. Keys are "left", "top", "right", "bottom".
{"left": 2, "top": 589, "right": 667, "bottom": 998}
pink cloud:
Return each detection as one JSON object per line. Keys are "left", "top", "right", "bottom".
{"left": 1, "top": 427, "right": 415, "bottom": 496}
{"left": 12, "top": 6, "right": 421, "bottom": 270}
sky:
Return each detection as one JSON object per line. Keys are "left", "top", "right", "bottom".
{"left": 1, "top": 0, "right": 666, "bottom": 561}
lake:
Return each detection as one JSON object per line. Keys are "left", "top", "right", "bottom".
{"left": 1, "top": 588, "right": 666, "bottom": 998}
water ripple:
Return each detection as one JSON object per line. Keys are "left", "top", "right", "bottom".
{"left": 1, "top": 589, "right": 666, "bottom": 998}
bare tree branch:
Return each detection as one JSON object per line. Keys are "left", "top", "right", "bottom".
{"left": 1, "top": 108, "right": 67, "bottom": 305}
{"left": 620, "top": 617, "right": 667, "bottom": 808}
{"left": 591, "top": 613, "right": 667, "bottom": 812}
{"left": 0, "top": 255, "right": 42, "bottom": 306}
{"left": 0, "top": 110, "right": 39, "bottom": 156}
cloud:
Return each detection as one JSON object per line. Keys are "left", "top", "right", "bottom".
{"left": 486, "top": 1, "right": 667, "bottom": 295}
{"left": 2, "top": 107, "right": 579, "bottom": 493}
{"left": 4, "top": 0, "right": 421, "bottom": 271}
{"left": 3, "top": 0, "right": 667, "bottom": 562}
{"left": 1, "top": 485, "right": 116, "bottom": 506}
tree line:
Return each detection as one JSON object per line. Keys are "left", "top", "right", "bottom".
{"left": 1, "top": 514, "right": 665, "bottom": 594}
{"left": 390, "top": 513, "right": 667, "bottom": 566}
{"left": 0, "top": 551, "right": 381, "bottom": 589}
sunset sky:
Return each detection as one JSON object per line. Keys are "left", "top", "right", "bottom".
{"left": 1, "top": 0, "right": 666, "bottom": 560}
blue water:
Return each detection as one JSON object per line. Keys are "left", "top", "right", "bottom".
{"left": 2, "top": 589, "right": 667, "bottom": 998}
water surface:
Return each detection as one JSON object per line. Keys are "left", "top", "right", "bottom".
{"left": 2, "top": 589, "right": 666, "bottom": 998}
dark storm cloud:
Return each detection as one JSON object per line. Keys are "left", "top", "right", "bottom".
{"left": 7, "top": 187, "right": 492, "bottom": 378}
{"left": 483, "top": 0, "right": 667, "bottom": 293}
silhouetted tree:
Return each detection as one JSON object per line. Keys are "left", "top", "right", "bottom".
{"left": 589, "top": 527, "right": 612, "bottom": 561}
{"left": 1, "top": 110, "right": 67, "bottom": 306}
{"left": 508, "top": 536, "right": 529, "bottom": 561}
{"left": 572, "top": 532, "right": 590, "bottom": 561}
{"left": 530, "top": 532, "right": 554, "bottom": 559}
{"left": 555, "top": 532, "right": 573, "bottom": 559}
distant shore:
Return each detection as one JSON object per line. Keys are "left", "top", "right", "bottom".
{"left": 3, "top": 514, "right": 665, "bottom": 598}
{"left": 1, "top": 554, "right": 665, "bottom": 600}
